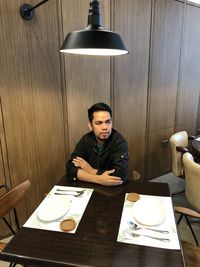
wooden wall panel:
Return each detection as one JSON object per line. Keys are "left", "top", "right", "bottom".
{"left": 61, "top": 0, "right": 111, "bottom": 153}
{"left": 145, "top": 0, "right": 184, "bottom": 179}
{"left": 0, "top": 0, "right": 65, "bottom": 223}
{"left": 113, "top": 0, "right": 151, "bottom": 178}
{"left": 148, "top": 0, "right": 183, "bottom": 131}
{"left": 146, "top": 127, "right": 174, "bottom": 179}
{"left": 0, "top": 101, "right": 12, "bottom": 237}
{"left": 175, "top": 4, "right": 200, "bottom": 135}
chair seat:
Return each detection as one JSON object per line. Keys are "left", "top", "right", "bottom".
{"left": 182, "top": 240, "right": 200, "bottom": 267}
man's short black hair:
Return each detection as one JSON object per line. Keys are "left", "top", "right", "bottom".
{"left": 88, "top": 103, "right": 112, "bottom": 123}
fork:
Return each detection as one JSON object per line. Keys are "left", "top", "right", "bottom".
{"left": 56, "top": 189, "right": 85, "bottom": 193}
{"left": 54, "top": 190, "right": 85, "bottom": 197}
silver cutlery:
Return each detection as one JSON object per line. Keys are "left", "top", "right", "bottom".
{"left": 54, "top": 190, "right": 85, "bottom": 197}
{"left": 128, "top": 221, "right": 169, "bottom": 234}
{"left": 56, "top": 189, "right": 85, "bottom": 193}
{"left": 127, "top": 232, "right": 170, "bottom": 242}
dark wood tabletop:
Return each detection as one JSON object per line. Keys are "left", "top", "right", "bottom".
{"left": 0, "top": 177, "right": 185, "bottom": 267}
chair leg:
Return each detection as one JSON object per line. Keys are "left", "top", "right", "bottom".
{"left": 13, "top": 208, "right": 20, "bottom": 230}
{"left": 177, "top": 214, "right": 184, "bottom": 225}
{"left": 9, "top": 263, "right": 15, "bottom": 267}
{"left": 9, "top": 263, "right": 27, "bottom": 267}
{"left": 2, "top": 217, "right": 16, "bottom": 235}
{"left": 185, "top": 215, "right": 199, "bottom": 247}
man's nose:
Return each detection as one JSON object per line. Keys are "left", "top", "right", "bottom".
{"left": 102, "top": 123, "right": 108, "bottom": 129}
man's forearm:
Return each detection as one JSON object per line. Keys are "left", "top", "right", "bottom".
{"left": 76, "top": 169, "right": 123, "bottom": 186}
{"left": 77, "top": 169, "right": 99, "bottom": 184}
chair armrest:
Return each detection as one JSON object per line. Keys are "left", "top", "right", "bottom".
{"left": 174, "top": 206, "right": 200, "bottom": 219}
{"left": 176, "top": 146, "right": 189, "bottom": 153}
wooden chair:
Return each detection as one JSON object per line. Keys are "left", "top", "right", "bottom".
{"left": 175, "top": 153, "right": 200, "bottom": 246}
{"left": 0, "top": 180, "right": 31, "bottom": 267}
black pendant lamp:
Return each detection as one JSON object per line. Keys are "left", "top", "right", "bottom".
{"left": 59, "top": 0, "right": 128, "bottom": 56}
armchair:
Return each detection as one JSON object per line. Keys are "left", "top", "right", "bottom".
{"left": 169, "top": 131, "right": 195, "bottom": 177}
{"left": 174, "top": 152, "right": 200, "bottom": 246}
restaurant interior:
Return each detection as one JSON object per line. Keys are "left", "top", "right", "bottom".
{"left": 0, "top": 0, "right": 200, "bottom": 266}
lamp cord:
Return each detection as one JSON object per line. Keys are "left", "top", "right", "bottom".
{"left": 27, "top": 0, "right": 49, "bottom": 12}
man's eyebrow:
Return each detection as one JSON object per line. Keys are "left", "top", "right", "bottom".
{"left": 95, "top": 119, "right": 112, "bottom": 123}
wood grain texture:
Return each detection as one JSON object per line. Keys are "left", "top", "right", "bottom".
{"left": 112, "top": 0, "right": 151, "bottom": 177}
{"left": 61, "top": 0, "right": 111, "bottom": 153}
{"left": 175, "top": 3, "right": 200, "bottom": 135}
{"left": 0, "top": 0, "right": 65, "bottom": 223}
{"left": 145, "top": 127, "right": 174, "bottom": 179}
{"left": 146, "top": 0, "right": 184, "bottom": 179}
{"left": 148, "top": 0, "right": 184, "bottom": 131}
{"left": 0, "top": 179, "right": 184, "bottom": 267}
{"left": 0, "top": 99, "right": 13, "bottom": 237}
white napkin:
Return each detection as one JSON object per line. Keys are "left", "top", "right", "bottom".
{"left": 24, "top": 185, "right": 93, "bottom": 233}
{"left": 117, "top": 194, "right": 180, "bottom": 250}
{"left": 195, "top": 137, "right": 200, "bottom": 141}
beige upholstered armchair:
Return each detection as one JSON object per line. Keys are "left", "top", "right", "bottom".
{"left": 175, "top": 152, "right": 200, "bottom": 246}
{"left": 169, "top": 131, "right": 195, "bottom": 177}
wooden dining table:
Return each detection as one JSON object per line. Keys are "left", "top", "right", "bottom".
{"left": 0, "top": 177, "right": 185, "bottom": 267}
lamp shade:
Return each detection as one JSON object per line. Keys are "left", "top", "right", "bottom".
{"left": 59, "top": 29, "right": 128, "bottom": 56}
{"left": 59, "top": 0, "right": 128, "bottom": 56}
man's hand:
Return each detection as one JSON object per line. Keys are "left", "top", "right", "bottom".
{"left": 99, "top": 169, "right": 122, "bottom": 186}
{"left": 72, "top": 157, "right": 97, "bottom": 174}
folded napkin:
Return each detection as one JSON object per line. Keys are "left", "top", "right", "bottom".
{"left": 117, "top": 194, "right": 180, "bottom": 250}
{"left": 24, "top": 185, "right": 93, "bottom": 233}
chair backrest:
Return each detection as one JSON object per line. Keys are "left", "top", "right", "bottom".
{"left": 0, "top": 180, "right": 30, "bottom": 219}
{"left": 183, "top": 152, "right": 200, "bottom": 213}
{"left": 169, "top": 131, "right": 188, "bottom": 176}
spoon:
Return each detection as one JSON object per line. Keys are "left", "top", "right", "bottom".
{"left": 128, "top": 221, "right": 169, "bottom": 234}
{"left": 126, "top": 231, "right": 170, "bottom": 242}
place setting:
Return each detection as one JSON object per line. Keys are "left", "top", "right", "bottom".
{"left": 24, "top": 185, "right": 94, "bottom": 233}
{"left": 117, "top": 193, "right": 180, "bottom": 250}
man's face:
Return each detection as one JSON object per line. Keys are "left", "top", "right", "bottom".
{"left": 88, "top": 111, "right": 112, "bottom": 142}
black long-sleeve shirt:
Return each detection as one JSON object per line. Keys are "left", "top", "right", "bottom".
{"left": 66, "top": 129, "right": 128, "bottom": 183}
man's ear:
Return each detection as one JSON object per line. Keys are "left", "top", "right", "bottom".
{"left": 88, "top": 122, "right": 93, "bottom": 131}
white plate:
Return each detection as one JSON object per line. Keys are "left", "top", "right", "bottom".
{"left": 37, "top": 195, "right": 71, "bottom": 222}
{"left": 131, "top": 198, "right": 165, "bottom": 226}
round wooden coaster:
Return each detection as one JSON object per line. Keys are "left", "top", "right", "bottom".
{"left": 60, "top": 218, "right": 76, "bottom": 232}
{"left": 127, "top": 192, "right": 140, "bottom": 202}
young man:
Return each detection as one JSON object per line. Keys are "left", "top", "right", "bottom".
{"left": 67, "top": 103, "right": 128, "bottom": 186}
